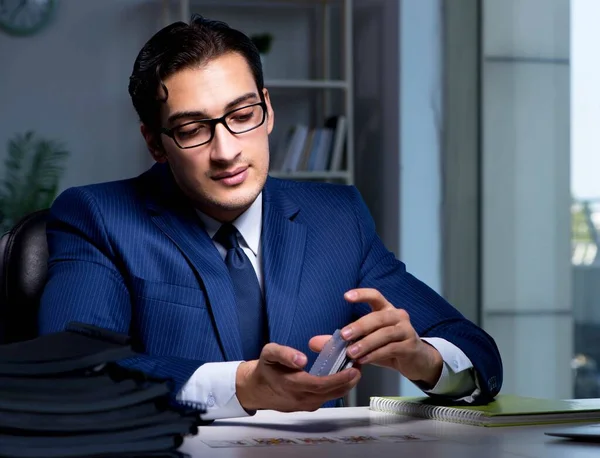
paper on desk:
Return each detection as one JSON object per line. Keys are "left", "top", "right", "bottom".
{"left": 202, "top": 434, "right": 439, "bottom": 448}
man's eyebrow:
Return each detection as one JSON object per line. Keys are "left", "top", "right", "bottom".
{"left": 166, "top": 92, "right": 260, "bottom": 125}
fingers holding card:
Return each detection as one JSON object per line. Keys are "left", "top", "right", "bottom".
{"left": 308, "top": 329, "right": 355, "bottom": 376}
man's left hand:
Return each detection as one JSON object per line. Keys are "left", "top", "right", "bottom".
{"left": 309, "top": 288, "right": 443, "bottom": 388}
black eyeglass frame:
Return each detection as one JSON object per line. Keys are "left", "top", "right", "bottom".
{"left": 160, "top": 101, "right": 267, "bottom": 149}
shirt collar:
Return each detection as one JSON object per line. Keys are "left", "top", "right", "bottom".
{"left": 196, "top": 192, "right": 262, "bottom": 257}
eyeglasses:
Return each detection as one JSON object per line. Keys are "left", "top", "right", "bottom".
{"left": 161, "top": 102, "right": 267, "bottom": 149}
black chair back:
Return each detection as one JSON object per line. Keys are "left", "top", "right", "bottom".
{"left": 0, "top": 210, "right": 49, "bottom": 343}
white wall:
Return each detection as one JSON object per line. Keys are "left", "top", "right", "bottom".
{"left": 399, "top": 0, "right": 442, "bottom": 294}
{"left": 0, "top": 0, "right": 164, "bottom": 191}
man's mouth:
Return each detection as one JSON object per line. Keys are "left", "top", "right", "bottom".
{"left": 211, "top": 166, "right": 249, "bottom": 186}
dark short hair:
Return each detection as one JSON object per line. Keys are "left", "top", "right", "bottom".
{"left": 128, "top": 14, "right": 263, "bottom": 134}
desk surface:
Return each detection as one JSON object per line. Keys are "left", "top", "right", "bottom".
{"left": 180, "top": 407, "right": 600, "bottom": 458}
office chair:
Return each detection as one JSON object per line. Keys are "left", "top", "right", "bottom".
{"left": 0, "top": 209, "right": 49, "bottom": 344}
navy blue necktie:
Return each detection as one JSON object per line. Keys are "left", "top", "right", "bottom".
{"left": 213, "top": 223, "right": 266, "bottom": 361}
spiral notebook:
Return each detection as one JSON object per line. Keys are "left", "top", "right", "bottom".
{"left": 370, "top": 395, "right": 600, "bottom": 427}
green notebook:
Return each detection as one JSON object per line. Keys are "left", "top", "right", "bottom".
{"left": 369, "top": 395, "right": 600, "bottom": 427}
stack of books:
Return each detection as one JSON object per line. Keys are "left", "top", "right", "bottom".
{"left": 271, "top": 115, "right": 347, "bottom": 173}
{"left": 0, "top": 323, "right": 201, "bottom": 458}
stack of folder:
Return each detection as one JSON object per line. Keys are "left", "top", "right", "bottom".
{"left": 0, "top": 322, "right": 201, "bottom": 458}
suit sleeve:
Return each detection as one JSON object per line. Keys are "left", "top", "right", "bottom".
{"left": 347, "top": 186, "right": 503, "bottom": 400}
{"left": 38, "top": 187, "right": 202, "bottom": 397}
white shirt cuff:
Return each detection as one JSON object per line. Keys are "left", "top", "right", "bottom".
{"left": 419, "top": 337, "right": 477, "bottom": 398}
{"left": 176, "top": 361, "right": 251, "bottom": 420}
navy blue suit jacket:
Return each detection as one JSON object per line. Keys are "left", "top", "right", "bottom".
{"left": 38, "top": 163, "right": 502, "bottom": 401}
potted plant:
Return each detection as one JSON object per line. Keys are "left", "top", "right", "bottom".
{"left": 250, "top": 33, "right": 274, "bottom": 69}
{"left": 0, "top": 131, "right": 69, "bottom": 233}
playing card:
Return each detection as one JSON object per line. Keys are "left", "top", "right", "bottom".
{"left": 295, "top": 436, "right": 341, "bottom": 445}
{"left": 333, "top": 435, "right": 381, "bottom": 444}
{"left": 378, "top": 434, "right": 439, "bottom": 442}
{"left": 202, "top": 439, "right": 255, "bottom": 448}
{"left": 309, "top": 329, "right": 354, "bottom": 376}
{"left": 251, "top": 437, "right": 301, "bottom": 446}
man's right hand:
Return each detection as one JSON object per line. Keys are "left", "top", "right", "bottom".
{"left": 235, "top": 343, "right": 361, "bottom": 412}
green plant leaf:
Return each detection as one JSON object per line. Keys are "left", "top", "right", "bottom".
{"left": 0, "top": 131, "right": 69, "bottom": 232}
{"left": 251, "top": 33, "right": 273, "bottom": 54}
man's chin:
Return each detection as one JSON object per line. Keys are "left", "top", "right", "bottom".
{"left": 207, "top": 188, "right": 259, "bottom": 212}
{"left": 194, "top": 173, "right": 266, "bottom": 215}
{"left": 212, "top": 176, "right": 265, "bottom": 205}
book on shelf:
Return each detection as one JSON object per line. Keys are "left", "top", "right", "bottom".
{"left": 280, "top": 124, "right": 309, "bottom": 172}
{"left": 369, "top": 395, "right": 600, "bottom": 427}
{"left": 326, "top": 115, "right": 347, "bottom": 171}
{"left": 306, "top": 127, "right": 333, "bottom": 171}
{"left": 270, "top": 115, "right": 347, "bottom": 174}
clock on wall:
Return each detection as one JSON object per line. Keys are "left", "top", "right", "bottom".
{"left": 0, "top": 0, "right": 56, "bottom": 37}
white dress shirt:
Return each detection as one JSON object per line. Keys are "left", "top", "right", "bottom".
{"left": 177, "top": 192, "right": 477, "bottom": 419}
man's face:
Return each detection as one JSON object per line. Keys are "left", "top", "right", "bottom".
{"left": 146, "top": 52, "right": 274, "bottom": 222}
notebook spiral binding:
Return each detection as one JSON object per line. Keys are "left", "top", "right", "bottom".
{"left": 370, "top": 397, "right": 485, "bottom": 425}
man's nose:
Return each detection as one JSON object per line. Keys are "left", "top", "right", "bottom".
{"left": 210, "top": 123, "right": 241, "bottom": 162}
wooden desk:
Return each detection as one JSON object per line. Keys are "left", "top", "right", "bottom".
{"left": 180, "top": 407, "right": 600, "bottom": 458}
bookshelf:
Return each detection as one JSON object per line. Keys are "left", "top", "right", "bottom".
{"left": 162, "top": 0, "right": 354, "bottom": 185}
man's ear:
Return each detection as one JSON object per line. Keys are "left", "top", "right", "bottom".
{"left": 262, "top": 88, "right": 275, "bottom": 135}
{"left": 140, "top": 124, "right": 167, "bottom": 163}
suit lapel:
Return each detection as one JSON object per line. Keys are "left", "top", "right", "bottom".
{"left": 262, "top": 179, "right": 307, "bottom": 345}
{"left": 144, "top": 164, "right": 243, "bottom": 361}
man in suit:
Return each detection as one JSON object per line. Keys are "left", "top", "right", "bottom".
{"left": 39, "top": 15, "right": 502, "bottom": 420}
